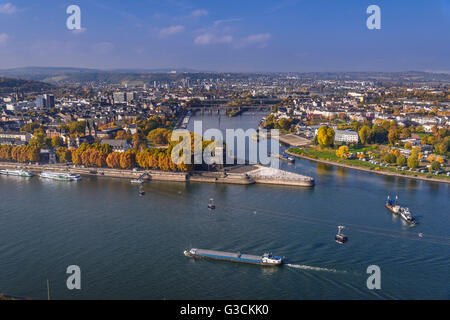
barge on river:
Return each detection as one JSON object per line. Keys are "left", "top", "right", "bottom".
{"left": 184, "top": 248, "right": 284, "bottom": 266}
{"left": 386, "top": 195, "right": 417, "bottom": 225}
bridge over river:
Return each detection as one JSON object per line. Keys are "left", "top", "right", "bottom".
{"left": 185, "top": 105, "right": 272, "bottom": 115}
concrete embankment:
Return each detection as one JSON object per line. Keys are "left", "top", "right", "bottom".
{"left": 189, "top": 172, "right": 255, "bottom": 185}
{"left": 0, "top": 162, "right": 315, "bottom": 187}
{"left": 279, "top": 134, "right": 311, "bottom": 147}
{"left": 246, "top": 165, "right": 315, "bottom": 187}
{"left": 285, "top": 150, "right": 450, "bottom": 185}
{"left": 0, "top": 162, "right": 188, "bottom": 182}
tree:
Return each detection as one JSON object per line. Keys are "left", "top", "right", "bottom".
{"left": 115, "top": 130, "right": 132, "bottom": 142}
{"left": 435, "top": 155, "right": 445, "bottom": 164}
{"left": 56, "top": 147, "right": 72, "bottom": 163}
{"left": 317, "top": 126, "right": 335, "bottom": 148}
{"left": 147, "top": 128, "right": 172, "bottom": 146}
{"left": 119, "top": 150, "right": 136, "bottom": 169}
{"left": 388, "top": 129, "right": 399, "bottom": 145}
{"left": 358, "top": 126, "right": 371, "bottom": 145}
{"left": 106, "top": 152, "right": 121, "bottom": 168}
{"left": 51, "top": 136, "right": 64, "bottom": 148}
{"left": 278, "top": 118, "right": 292, "bottom": 131}
{"left": 336, "top": 145, "right": 350, "bottom": 159}
{"left": 136, "top": 150, "right": 150, "bottom": 169}
{"left": 407, "top": 155, "right": 419, "bottom": 169}
{"left": 370, "top": 125, "right": 388, "bottom": 144}
{"left": 396, "top": 155, "right": 407, "bottom": 166}
{"left": 430, "top": 161, "right": 441, "bottom": 172}
{"left": 29, "top": 129, "right": 51, "bottom": 149}
{"left": 411, "top": 146, "right": 423, "bottom": 160}
{"left": 383, "top": 153, "right": 397, "bottom": 164}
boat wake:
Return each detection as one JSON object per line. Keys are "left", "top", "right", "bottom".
{"left": 286, "top": 264, "right": 347, "bottom": 274}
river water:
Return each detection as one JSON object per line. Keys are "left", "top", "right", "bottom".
{"left": 0, "top": 113, "right": 449, "bottom": 299}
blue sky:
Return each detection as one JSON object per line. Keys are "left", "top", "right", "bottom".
{"left": 0, "top": 0, "right": 449, "bottom": 72}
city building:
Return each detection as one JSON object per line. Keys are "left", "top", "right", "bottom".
{"left": 334, "top": 130, "right": 359, "bottom": 144}
{"left": 100, "top": 139, "right": 131, "bottom": 152}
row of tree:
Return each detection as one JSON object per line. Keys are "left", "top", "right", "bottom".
{"left": 0, "top": 145, "right": 40, "bottom": 163}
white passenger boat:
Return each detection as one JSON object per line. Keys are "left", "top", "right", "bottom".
{"left": 0, "top": 169, "right": 33, "bottom": 177}
{"left": 40, "top": 171, "right": 81, "bottom": 181}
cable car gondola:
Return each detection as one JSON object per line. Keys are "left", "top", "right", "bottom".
{"left": 335, "top": 226, "right": 348, "bottom": 244}
{"left": 208, "top": 198, "right": 216, "bottom": 210}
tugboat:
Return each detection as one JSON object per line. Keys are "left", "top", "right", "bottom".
{"left": 386, "top": 195, "right": 417, "bottom": 225}
{"left": 208, "top": 198, "right": 216, "bottom": 210}
{"left": 335, "top": 226, "right": 348, "bottom": 244}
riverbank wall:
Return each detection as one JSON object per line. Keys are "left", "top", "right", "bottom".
{"left": 0, "top": 162, "right": 314, "bottom": 187}
{"left": 246, "top": 165, "right": 315, "bottom": 187}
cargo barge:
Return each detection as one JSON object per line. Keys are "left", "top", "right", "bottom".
{"left": 184, "top": 248, "right": 284, "bottom": 266}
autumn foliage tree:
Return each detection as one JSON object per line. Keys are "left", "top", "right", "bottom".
{"left": 106, "top": 152, "right": 121, "bottom": 168}
{"left": 119, "top": 150, "right": 137, "bottom": 169}
{"left": 0, "top": 145, "right": 40, "bottom": 163}
{"left": 317, "top": 126, "right": 335, "bottom": 148}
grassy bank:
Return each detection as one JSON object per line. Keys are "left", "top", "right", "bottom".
{"left": 288, "top": 147, "right": 450, "bottom": 183}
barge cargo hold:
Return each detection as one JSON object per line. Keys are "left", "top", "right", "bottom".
{"left": 184, "top": 248, "right": 284, "bottom": 266}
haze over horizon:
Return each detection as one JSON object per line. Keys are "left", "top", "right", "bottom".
{"left": 0, "top": 0, "right": 449, "bottom": 72}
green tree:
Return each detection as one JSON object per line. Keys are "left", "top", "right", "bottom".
{"left": 430, "top": 161, "right": 441, "bottom": 172}
{"left": 383, "top": 153, "right": 397, "bottom": 164}
{"left": 358, "top": 126, "right": 371, "bottom": 145}
{"left": 388, "top": 129, "right": 400, "bottom": 145}
{"left": 407, "top": 155, "right": 419, "bottom": 169}
{"left": 396, "top": 155, "right": 407, "bottom": 166}
{"left": 51, "top": 136, "right": 64, "bottom": 148}
{"left": 370, "top": 125, "right": 388, "bottom": 144}
{"left": 317, "top": 126, "right": 335, "bottom": 148}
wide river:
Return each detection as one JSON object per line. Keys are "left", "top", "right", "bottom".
{"left": 0, "top": 113, "right": 449, "bottom": 299}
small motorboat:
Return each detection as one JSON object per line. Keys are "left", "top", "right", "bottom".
{"left": 335, "top": 226, "right": 348, "bottom": 244}
{"left": 208, "top": 198, "right": 216, "bottom": 210}
{"left": 139, "top": 188, "right": 145, "bottom": 196}
{"left": 399, "top": 207, "right": 417, "bottom": 225}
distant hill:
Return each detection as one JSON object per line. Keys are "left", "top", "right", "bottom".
{"left": 0, "top": 67, "right": 449, "bottom": 85}
{"left": 0, "top": 66, "right": 204, "bottom": 84}
{"left": 0, "top": 77, "right": 55, "bottom": 94}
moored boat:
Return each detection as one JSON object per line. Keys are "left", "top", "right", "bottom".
{"left": 270, "top": 153, "right": 295, "bottom": 163}
{"left": 0, "top": 169, "right": 33, "bottom": 177}
{"left": 40, "top": 171, "right": 81, "bottom": 181}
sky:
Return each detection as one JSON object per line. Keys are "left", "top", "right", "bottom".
{"left": 0, "top": 0, "right": 449, "bottom": 72}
